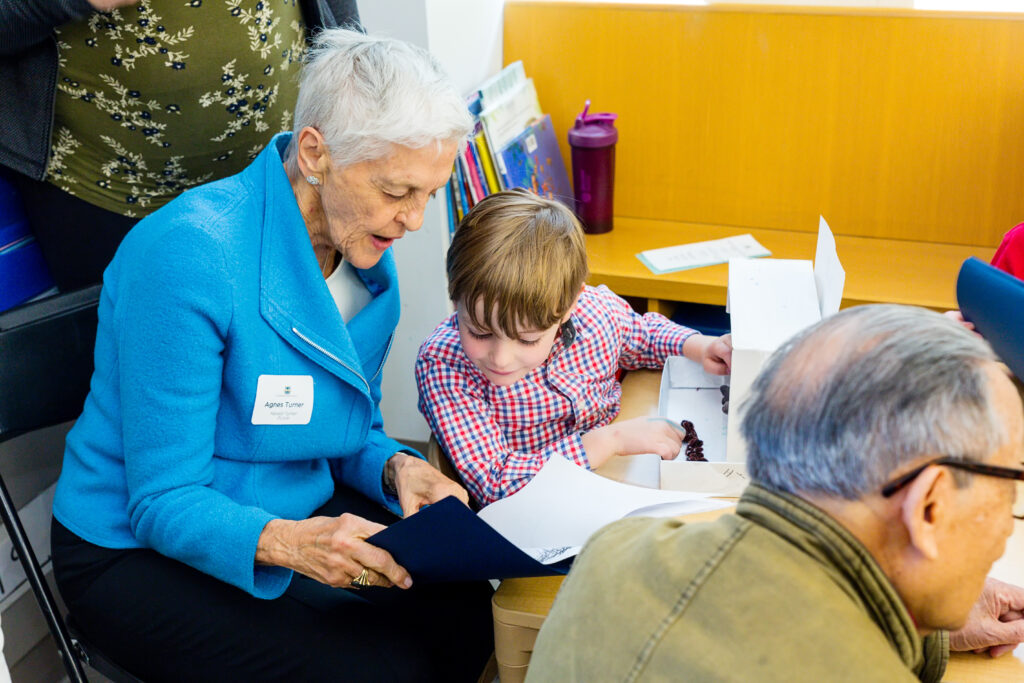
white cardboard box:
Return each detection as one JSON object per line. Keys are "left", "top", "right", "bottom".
{"left": 656, "top": 355, "right": 750, "bottom": 496}
{"left": 597, "top": 218, "right": 845, "bottom": 496}
{"left": 725, "top": 217, "right": 845, "bottom": 461}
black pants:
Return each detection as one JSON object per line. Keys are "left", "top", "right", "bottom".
{"left": 7, "top": 172, "right": 138, "bottom": 291}
{"left": 52, "top": 487, "right": 495, "bottom": 682}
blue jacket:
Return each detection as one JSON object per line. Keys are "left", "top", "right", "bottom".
{"left": 53, "top": 133, "right": 414, "bottom": 599}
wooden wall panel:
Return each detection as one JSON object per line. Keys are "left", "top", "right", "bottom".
{"left": 504, "top": 2, "right": 1024, "bottom": 246}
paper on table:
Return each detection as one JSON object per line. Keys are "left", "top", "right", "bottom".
{"left": 594, "top": 453, "right": 661, "bottom": 488}
{"left": 478, "top": 455, "right": 729, "bottom": 552}
{"left": 660, "top": 461, "right": 750, "bottom": 497}
{"left": 637, "top": 234, "right": 771, "bottom": 275}
{"left": 814, "top": 216, "right": 845, "bottom": 318}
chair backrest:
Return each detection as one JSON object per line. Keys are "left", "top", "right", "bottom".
{"left": 0, "top": 287, "right": 102, "bottom": 683}
{"left": 0, "top": 286, "right": 100, "bottom": 443}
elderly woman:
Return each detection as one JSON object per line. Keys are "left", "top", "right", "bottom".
{"left": 49, "top": 29, "right": 493, "bottom": 682}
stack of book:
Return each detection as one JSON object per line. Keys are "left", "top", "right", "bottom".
{"left": 447, "top": 61, "right": 573, "bottom": 235}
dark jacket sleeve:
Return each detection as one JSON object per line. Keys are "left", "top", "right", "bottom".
{"left": 0, "top": 0, "right": 93, "bottom": 55}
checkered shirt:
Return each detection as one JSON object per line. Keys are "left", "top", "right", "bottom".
{"left": 415, "top": 285, "right": 697, "bottom": 505}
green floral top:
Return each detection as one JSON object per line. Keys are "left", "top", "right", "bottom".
{"left": 46, "top": 0, "right": 305, "bottom": 216}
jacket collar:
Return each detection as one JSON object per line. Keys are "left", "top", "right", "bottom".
{"left": 254, "top": 133, "right": 400, "bottom": 386}
{"left": 737, "top": 483, "right": 947, "bottom": 682}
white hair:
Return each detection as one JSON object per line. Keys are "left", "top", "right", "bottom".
{"left": 288, "top": 28, "right": 472, "bottom": 168}
{"left": 741, "top": 304, "right": 1007, "bottom": 498}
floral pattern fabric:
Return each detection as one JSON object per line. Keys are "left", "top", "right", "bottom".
{"left": 46, "top": 0, "right": 305, "bottom": 216}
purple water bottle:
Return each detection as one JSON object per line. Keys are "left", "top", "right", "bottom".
{"left": 568, "top": 100, "right": 618, "bottom": 234}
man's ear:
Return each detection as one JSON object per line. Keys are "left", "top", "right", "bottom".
{"left": 295, "top": 126, "right": 331, "bottom": 178}
{"left": 899, "top": 465, "right": 950, "bottom": 561}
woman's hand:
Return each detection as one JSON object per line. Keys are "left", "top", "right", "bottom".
{"left": 581, "top": 417, "right": 685, "bottom": 468}
{"left": 944, "top": 309, "right": 982, "bottom": 337}
{"left": 388, "top": 453, "right": 469, "bottom": 518}
{"left": 683, "top": 333, "right": 733, "bottom": 375}
{"left": 87, "top": 0, "right": 140, "bottom": 10}
{"left": 256, "top": 515, "right": 412, "bottom": 589}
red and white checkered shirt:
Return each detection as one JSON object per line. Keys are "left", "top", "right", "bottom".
{"left": 415, "top": 285, "right": 696, "bottom": 505}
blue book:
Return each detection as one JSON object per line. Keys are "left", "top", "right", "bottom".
{"left": 452, "top": 160, "right": 471, "bottom": 216}
{"left": 368, "top": 497, "right": 570, "bottom": 583}
{"left": 445, "top": 184, "right": 457, "bottom": 238}
{"left": 497, "top": 113, "right": 573, "bottom": 208}
{"left": 957, "top": 256, "right": 1024, "bottom": 381}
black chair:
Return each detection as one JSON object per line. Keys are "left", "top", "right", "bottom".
{"left": 0, "top": 286, "right": 143, "bottom": 683}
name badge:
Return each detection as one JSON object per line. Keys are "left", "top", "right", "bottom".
{"left": 251, "top": 375, "right": 314, "bottom": 425}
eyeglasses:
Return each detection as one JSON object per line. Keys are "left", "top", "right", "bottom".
{"left": 881, "top": 456, "right": 1024, "bottom": 520}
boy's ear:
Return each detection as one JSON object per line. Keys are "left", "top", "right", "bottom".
{"left": 561, "top": 286, "right": 585, "bottom": 324}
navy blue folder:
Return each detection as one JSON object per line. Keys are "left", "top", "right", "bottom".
{"left": 957, "top": 256, "right": 1024, "bottom": 381}
{"left": 367, "top": 496, "right": 572, "bottom": 583}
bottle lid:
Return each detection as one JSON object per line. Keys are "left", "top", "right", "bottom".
{"left": 568, "top": 100, "right": 618, "bottom": 148}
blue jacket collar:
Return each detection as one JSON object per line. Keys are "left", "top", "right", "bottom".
{"left": 255, "top": 133, "right": 400, "bottom": 386}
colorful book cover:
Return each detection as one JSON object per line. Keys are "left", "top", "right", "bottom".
{"left": 466, "top": 139, "right": 492, "bottom": 198}
{"left": 497, "top": 114, "right": 572, "bottom": 207}
{"left": 460, "top": 144, "right": 485, "bottom": 205}
{"left": 452, "top": 163, "right": 469, "bottom": 217}
{"left": 445, "top": 183, "right": 457, "bottom": 237}
{"left": 474, "top": 131, "right": 502, "bottom": 193}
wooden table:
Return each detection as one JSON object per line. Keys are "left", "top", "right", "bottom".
{"left": 586, "top": 217, "right": 996, "bottom": 315}
{"left": 491, "top": 370, "right": 1024, "bottom": 682}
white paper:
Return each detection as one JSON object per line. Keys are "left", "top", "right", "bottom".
{"left": 814, "top": 216, "right": 846, "bottom": 318}
{"left": 660, "top": 461, "right": 750, "bottom": 497}
{"left": 594, "top": 453, "right": 661, "bottom": 489}
{"left": 637, "top": 234, "right": 770, "bottom": 275}
{"left": 477, "top": 456, "right": 729, "bottom": 553}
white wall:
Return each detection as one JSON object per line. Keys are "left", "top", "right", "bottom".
{"left": 361, "top": 0, "right": 506, "bottom": 444}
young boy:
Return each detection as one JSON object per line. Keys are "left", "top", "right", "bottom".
{"left": 415, "top": 189, "right": 732, "bottom": 505}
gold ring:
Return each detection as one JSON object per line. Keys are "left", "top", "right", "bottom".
{"left": 351, "top": 568, "right": 370, "bottom": 589}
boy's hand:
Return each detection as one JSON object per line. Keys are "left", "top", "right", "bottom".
{"left": 702, "top": 333, "right": 732, "bottom": 374}
{"left": 682, "top": 333, "right": 732, "bottom": 375}
{"left": 581, "top": 417, "right": 684, "bottom": 468}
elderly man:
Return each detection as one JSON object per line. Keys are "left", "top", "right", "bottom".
{"left": 527, "top": 305, "right": 1024, "bottom": 682}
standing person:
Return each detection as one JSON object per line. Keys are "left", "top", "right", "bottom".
{"left": 50, "top": 28, "right": 494, "bottom": 682}
{"left": 527, "top": 305, "right": 1024, "bottom": 682}
{"left": 0, "top": 0, "right": 359, "bottom": 291}
{"left": 416, "top": 189, "right": 732, "bottom": 505}
{"left": 992, "top": 222, "right": 1024, "bottom": 280}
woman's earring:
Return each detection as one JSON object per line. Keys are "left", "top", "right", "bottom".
{"left": 306, "top": 175, "right": 320, "bottom": 186}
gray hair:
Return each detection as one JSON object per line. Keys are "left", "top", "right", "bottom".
{"left": 741, "top": 304, "right": 1006, "bottom": 498}
{"left": 288, "top": 28, "right": 472, "bottom": 168}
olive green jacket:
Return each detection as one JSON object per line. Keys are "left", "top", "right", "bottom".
{"left": 526, "top": 484, "right": 948, "bottom": 683}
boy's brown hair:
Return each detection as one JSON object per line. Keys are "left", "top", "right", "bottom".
{"left": 447, "top": 188, "right": 589, "bottom": 338}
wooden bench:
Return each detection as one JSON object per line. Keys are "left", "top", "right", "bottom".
{"left": 503, "top": 2, "right": 1024, "bottom": 312}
